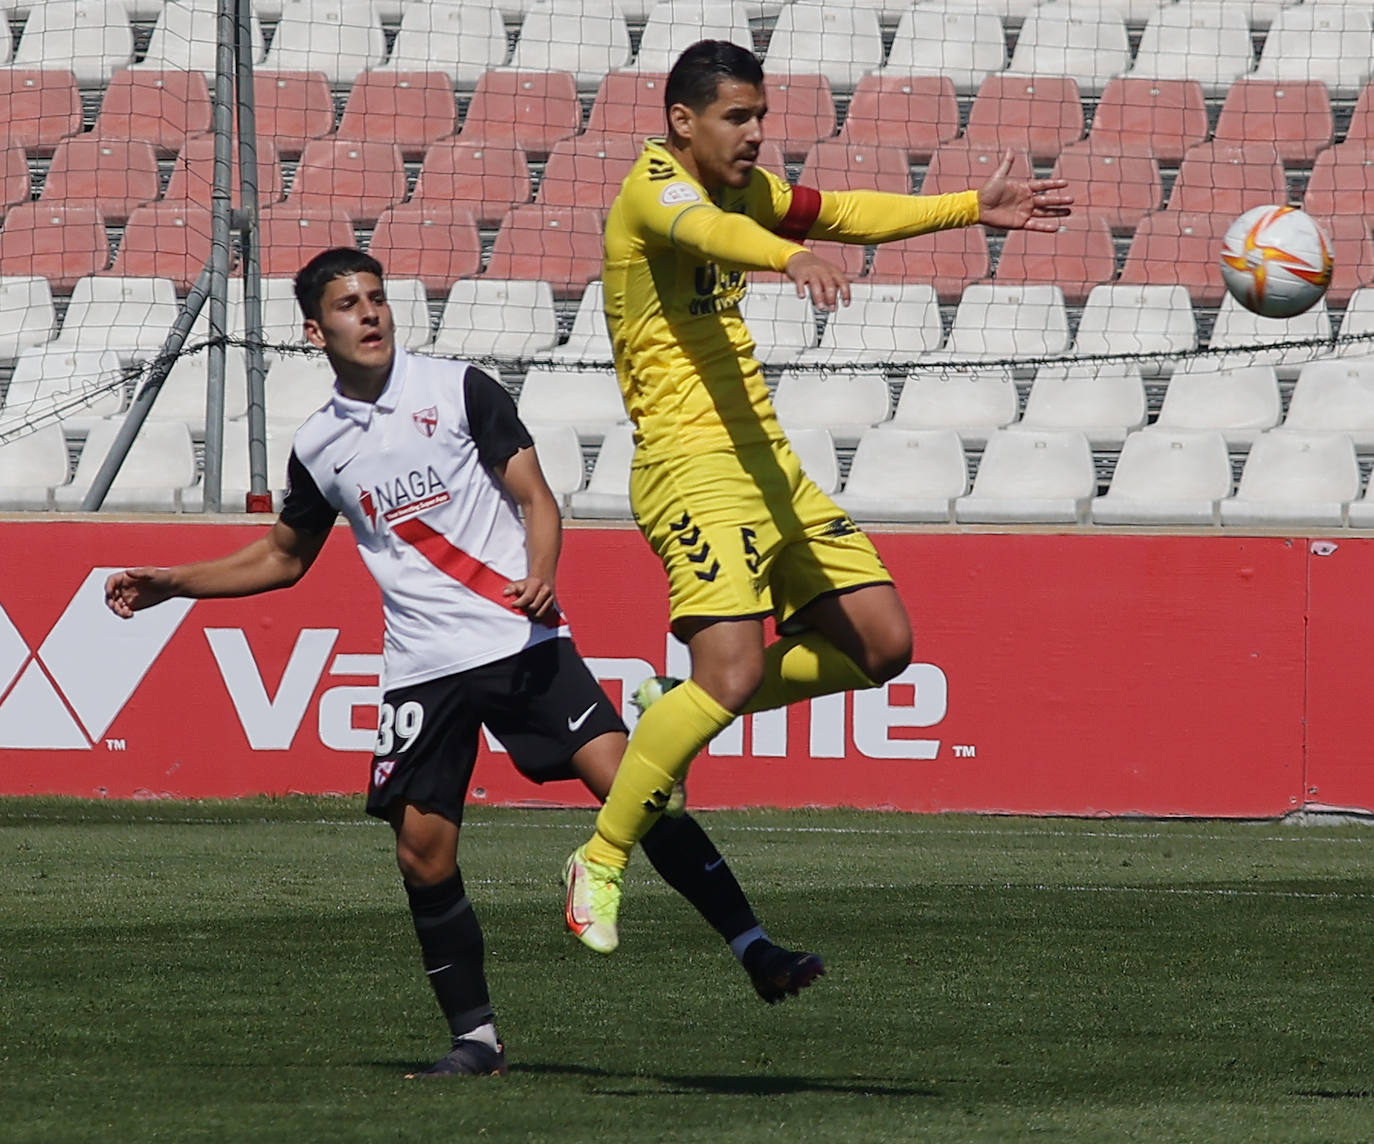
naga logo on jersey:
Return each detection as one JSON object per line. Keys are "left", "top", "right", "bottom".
{"left": 659, "top": 181, "right": 701, "bottom": 206}
{"left": 357, "top": 466, "right": 452, "bottom": 530}
{"left": 412, "top": 406, "right": 438, "bottom": 438}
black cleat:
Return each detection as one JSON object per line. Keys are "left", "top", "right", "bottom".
{"left": 406, "top": 1038, "right": 508, "bottom": 1078}
{"left": 743, "top": 940, "right": 826, "bottom": 1004}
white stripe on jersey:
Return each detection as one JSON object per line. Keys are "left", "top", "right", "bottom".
{"left": 290, "top": 348, "right": 565, "bottom": 688}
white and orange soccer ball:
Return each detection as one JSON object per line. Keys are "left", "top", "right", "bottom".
{"left": 1219, "top": 205, "right": 1333, "bottom": 319}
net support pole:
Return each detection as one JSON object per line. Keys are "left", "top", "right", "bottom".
{"left": 235, "top": 0, "right": 270, "bottom": 513}
{"left": 78, "top": 267, "right": 213, "bottom": 511}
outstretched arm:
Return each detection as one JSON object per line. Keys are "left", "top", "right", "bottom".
{"left": 976, "top": 149, "right": 1073, "bottom": 231}
{"left": 104, "top": 519, "right": 331, "bottom": 617}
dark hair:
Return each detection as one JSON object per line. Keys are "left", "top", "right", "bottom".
{"left": 294, "top": 247, "right": 385, "bottom": 321}
{"left": 664, "top": 40, "right": 764, "bottom": 120}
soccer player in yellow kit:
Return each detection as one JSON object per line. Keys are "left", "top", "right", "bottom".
{"left": 562, "top": 40, "right": 1073, "bottom": 976}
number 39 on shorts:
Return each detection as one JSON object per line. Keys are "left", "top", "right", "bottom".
{"left": 375, "top": 700, "right": 424, "bottom": 756}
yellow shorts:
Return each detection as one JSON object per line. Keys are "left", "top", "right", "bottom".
{"left": 631, "top": 437, "right": 892, "bottom": 625}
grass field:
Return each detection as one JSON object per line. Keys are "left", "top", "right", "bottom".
{"left": 3, "top": 798, "right": 1374, "bottom": 1143}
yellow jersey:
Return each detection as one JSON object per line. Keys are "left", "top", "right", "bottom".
{"left": 601, "top": 138, "right": 981, "bottom": 463}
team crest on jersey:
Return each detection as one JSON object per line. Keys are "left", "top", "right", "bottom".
{"left": 412, "top": 406, "right": 438, "bottom": 437}
{"left": 372, "top": 758, "right": 396, "bottom": 788}
{"left": 660, "top": 181, "right": 701, "bottom": 206}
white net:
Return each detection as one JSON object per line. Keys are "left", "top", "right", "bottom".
{"left": 2, "top": 0, "right": 1374, "bottom": 522}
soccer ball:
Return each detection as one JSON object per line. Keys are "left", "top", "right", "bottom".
{"left": 1219, "top": 205, "right": 1333, "bottom": 319}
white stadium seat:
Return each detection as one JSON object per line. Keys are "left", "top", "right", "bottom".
{"left": 0, "top": 422, "right": 70, "bottom": 510}
{"left": 260, "top": 0, "right": 386, "bottom": 84}
{"left": 507, "top": 0, "right": 632, "bottom": 93}
{"left": 955, "top": 427, "right": 1096, "bottom": 524}
{"left": 786, "top": 426, "right": 840, "bottom": 494}
{"left": 260, "top": 352, "right": 337, "bottom": 429}
{"left": 1006, "top": 2, "right": 1132, "bottom": 98}
{"left": 529, "top": 422, "right": 586, "bottom": 505}
{"left": 375, "top": 0, "right": 508, "bottom": 88}
{"left": 887, "top": 366, "right": 1020, "bottom": 447}
{"left": 1252, "top": 4, "right": 1374, "bottom": 100}
{"left": 1153, "top": 361, "right": 1282, "bottom": 448}
{"left": 517, "top": 367, "right": 628, "bottom": 443}
{"left": 835, "top": 427, "right": 968, "bottom": 523}
{"left": 185, "top": 415, "right": 296, "bottom": 512}
{"left": 773, "top": 369, "right": 891, "bottom": 446}
{"left": 9, "top": 0, "right": 133, "bottom": 85}
{"left": 385, "top": 277, "right": 436, "bottom": 351}
{"left": 53, "top": 417, "right": 199, "bottom": 512}
{"left": 1018, "top": 362, "right": 1147, "bottom": 448}
{"left": 1, "top": 347, "right": 126, "bottom": 432}
{"left": 144, "top": 347, "right": 250, "bottom": 432}
{"left": 1091, "top": 428, "right": 1233, "bottom": 525}
{"left": 1283, "top": 358, "right": 1374, "bottom": 447}
{"left": 764, "top": 0, "right": 885, "bottom": 95}
{"left": 1220, "top": 430, "right": 1360, "bottom": 528}
{"left": 0, "top": 275, "right": 55, "bottom": 363}
{"left": 883, "top": 4, "right": 1007, "bottom": 95}
{"left": 1072, "top": 284, "right": 1197, "bottom": 373}
{"left": 635, "top": 0, "right": 751, "bottom": 74}
{"left": 569, "top": 423, "right": 635, "bottom": 518}
{"left": 1130, "top": 1, "right": 1254, "bottom": 97}
{"left": 551, "top": 281, "right": 613, "bottom": 364}
{"left": 797, "top": 283, "right": 943, "bottom": 365}
{"left": 1207, "top": 292, "right": 1334, "bottom": 379}
{"left": 740, "top": 282, "right": 818, "bottom": 364}
{"left": 50, "top": 276, "right": 180, "bottom": 364}
{"left": 134, "top": 0, "right": 265, "bottom": 75}
{"left": 433, "top": 279, "right": 559, "bottom": 359}
{"left": 941, "top": 284, "right": 1071, "bottom": 360}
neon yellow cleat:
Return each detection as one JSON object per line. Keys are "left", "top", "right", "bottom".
{"left": 631, "top": 676, "right": 688, "bottom": 817}
{"left": 562, "top": 844, "right": 623, "bottom": 954}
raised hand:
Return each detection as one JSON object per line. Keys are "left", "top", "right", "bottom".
{"left": 977, "top": 149, "right": 1074, "bottom": 232}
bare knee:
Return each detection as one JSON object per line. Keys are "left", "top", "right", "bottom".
{"left": 858, "top": 620, "right": 913, "bottom": 685}
{"left": 396, "top": 836, "right": 456, "bottom": 887}
{"left": 692, "top": 654, "right": 765, "bottom": 713}
{"left": 392, "top": 804, "right": 459, "bottom": 886}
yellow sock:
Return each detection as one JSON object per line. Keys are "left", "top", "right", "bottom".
{"left": 741, "top": 631, "right": 875, "bottom": 715}
{"left": 587, "top": 678, "right": 734, "bottom": 870}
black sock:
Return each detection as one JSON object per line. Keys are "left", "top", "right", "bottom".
{"left": 640, "top": 812, "right": 759, "bottom": 943}
{"left": 405, "top": 869, "right": 494, "bottom": 1040}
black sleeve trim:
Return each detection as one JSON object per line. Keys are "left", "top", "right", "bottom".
{"left": 464, "top": 364, "right": 534, "bottom": 471}
{"left": 279, "top": 450, "right": 340, "bottom": 534}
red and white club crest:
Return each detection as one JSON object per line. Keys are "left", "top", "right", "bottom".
{"left": 412, "top": 406, "right": 438, "bottom": 437}
{"left": 373, "top": 758, "right": 396, "bottom": 788}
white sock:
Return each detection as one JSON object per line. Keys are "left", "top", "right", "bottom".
{"left": 456, "top": 1021, "right": 499, "bottom": 1051}
{"left": 729, "top": 925, "right": 768, "bottom": 962}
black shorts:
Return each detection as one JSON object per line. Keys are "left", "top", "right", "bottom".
{"left": 364, "top": 637, "right": 626, "bottom": 826}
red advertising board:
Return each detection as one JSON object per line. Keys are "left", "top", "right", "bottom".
{"left": 0, "top": 519, "right": 1319, "bottom": 816}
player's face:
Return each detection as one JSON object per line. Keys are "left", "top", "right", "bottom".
{"left": 677, "top": 78, "right": 766, "bottom": 191}
{"left": 304, "top": 272, "right": 396, "bottom": 377}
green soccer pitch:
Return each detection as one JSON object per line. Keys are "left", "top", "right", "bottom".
{"left": 3, "top": 798, "right": 1374, "bottom": 1143}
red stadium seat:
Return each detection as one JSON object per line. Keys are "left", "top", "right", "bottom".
{"left": 0, "top": 69, "right": 81, "bottom": 153}
{"left": 1303, "top": 144, "right": 1374, "bottom": 220}
{"left": 484, "top": 205, "right": 604, "bottom": 298}
{"left": 105, "top": 203, "right": 215, "bottom": 290}
{"left": 920, "top": 141, "right": 1031, "bottom": 196}
{"left": 252, "top": 70, "right": 335, "bottom": 158}
{"left": 1049, "top": 140, "right": 1161, "bottom": 233}
{"left": 90, "top": 67, "right": 212, "bottom": 154}
{"left": 163, "top": 133, "right": 284, "bottom": 211}
{"left": 1118, "top": 210, "right": 1227, "bottom": 306}
{"left": 869, "top": 225, "right": 990, "bottom": 302}
{"left": 1310, "top": 215, "right": 1374, "bottom": 307}
{"left": 992, "top": 213, "right": 1117, "bottom": 304}
{"left": 335, "top": 70, "right": 458, "bottom": 158}
{"left": 964, "top": 75, "right": 1085, "bottom": 165}
{"left": 368, "top": 203, "right": 482, "bottom": 297}
{"left": 765, "top": 73, "right": 837, "bottom": 161}
{"left": 1213, "top": 79, "right": 1333, "bottom": 165}
{"left": 0, "top": 203, "right": 110, "bottom": 291}
{"left": 752, "top": 238, "right": 867, "bottom": 283}
{"left": 288, "top": 139, "right": 407, "bottom": 224}
{"left": 411, "top": 139, "right": 531, "bottom": 228}
{"left": 839, "top": 75, "right": 959, "bottom": 164}
{"left": 799, "top": 141, "right": 911, "bottom": 195}
{"left": 255, "top": 205, "right": 355, "bottom": 277}
{"left": 1088, "top": 77, "right": 1209, "bottom": 163}
{"left": 459, "top": 70, "right": 581, "bottom": 160}
{"left": 38, "top": 137, "right": 160, "bottom": 224}
{"left": 0, "top": 143, "right": 30, "bottom": 222}
{"left": 1166, "top": 141, "right": 1287, "bottom": 216}
{"left": 1335, "top": 81, "right": 1374, "bottom": 148}
{"left": 584, "top": 71, "right": 669, "bottom": 140}
{"left": 536, "top": 133, "right": 642, "bottom": 211}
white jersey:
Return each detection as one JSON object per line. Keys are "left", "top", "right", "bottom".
{"left": 282, "top": 347, "right": 566, "bottom": 689}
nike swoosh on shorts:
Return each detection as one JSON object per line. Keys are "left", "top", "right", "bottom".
{"left": 567, "top": 704, "right": 597, "bottom": 732}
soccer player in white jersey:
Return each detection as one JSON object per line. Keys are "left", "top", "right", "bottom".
{"left": 103, "top": 249, "right": 823, "bottom": 1079}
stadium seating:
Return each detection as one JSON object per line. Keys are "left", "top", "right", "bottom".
{"left": 334, "top": 71, "right": 459, "bottom": 158}
{"left": 760, "top": 73, "right": 836, "bottom": 161}
{"left": 1212, "top": 79, "right": 1334, "bottom": 164}
{"left": 0, "top": 275, "right": 55, "bottom": 362}
{"left": 254, "top": 206, "right": 357, "bottom": 277}
{"left": 1302, "top": 144, "right": 1374, "bottom": 221}
{"left": 191, "top": 415, "right": 296, "bottom": 512}
{"left": 0, "top": 422, "right": 71, "bottom": 511}
{"left": 9, "top": 0, "right": 134, "bottom": 87}
{"left": 484, "top": 205, "right": 604, "bottom": 298}
{"left": 738, "top": 281, "right": 818, "bottom": 364}
{"left": 1072, "top": 283, "right": 1198, "bottom": 370}
{"left": 1018, "top": 362, "right": 1148, "bottom": 448}
{"left": 529, "top": 423, "right": 586, "bottom": 506}
{"left": 0, "top": 70, "right": 82, "bottom": 152}
{"left": 786, "top": 427, "right": 840, "bottom": 494}
{"left": 260, "top": 352, "right": 337, "bottom": 426}
{"left": 251, "top": 71, "right": 335, "bottom": 158}
{"left": 1129, "top": 2, "right": 1254, "bottom": 98}
{"left": 991, "top": 213, "right": 1117, "bottom": 304}
{"left": 410, "top": 140, "right": 530, "bottom": 228}
{"left": 1312, "top": 215, "right": 1374, "bottom": 308}
{"left": 1251, "top": 3, "right": 1374, "bottom": 100}
{"left": 187, "top": 276, "right": 306, "bottom": 358}
{"left": 551, "top": 280, "right": 613, "bottom": 363}
{"left": 134, "top": 0, "right": 266, "bottom": 76}
{"left": 764, "top": 1, "right": 884, "bottom": 95}
{"left": 1090, "top": 428, "right": 1234, "bottom": 526}
{"left": 0, "top": 204, "right": 110, "bottom": 292}
{"left": 507, "top": 0, "right": 632, "bottom": 92}
{"left": 39, "top": 137, "right": 161, "bottom": 224}
{"left": 796, "top": 282, "right": 943, "bottom": 365}
{"left": 1118, "top": 211, "right": 1228, "bottom": 306}
{"left": 634, "top": 0, "right": 750, "bottom": 74}
{"left": 53, "top": 417, "right": 199, "bottom": 513}
{"left": 940, "top": 284, "right": 1071, "bottom": 360}
{"left": 50, "top": 275, "right": 180, "bottom": 364}
{"left": 1207, "top": 292, "right": 1335, "bottom": 379}
{"left": 163, "top": 133, "right": 284, "bottom": 211}
{"left": 1165, "top": 141, "right": 1287, "bottom": 216}
{"left": 773, "top": 369, "right": 891, "bottom": 445}
{"left": 585, "top": 71, "right": 668, "bottom": 138}
{"left": 367, "top": 203, "right": 482, "bottom": 296}
{"left": 1088, "top": 78, "right": 1209, "bottom": 163}
{"left": 4, "top": 347, "right": 126, "bottom": 430}
{"left": 886, "top": 366, "right": 1019, "bottom": 446}
{"left": 1048, "top": 140, "right": 1162, "bottom": 233}
{"left": 568, "top": 423, "right": 634, "bottom": 518}
{"left": 260, "top": 0, "right": 386, "bottom": 85}
{"left": 105, "top": 204, "right": 213, "bottom": 291}
{"left": 868, "top": 225, "right": 990, "bottom": 302}
{"left": 920, "top": 141, "right": 1031, "bottom": 196}
{"left": 882, "top": 4, "right": 1007, "bottom": 95}
{"left": 144, "top": 346, "right": 250, "bottom": 431}
{"left": 837, "top": 75, "right": 959, "bottom": 163}
{"left": 1004, "top": 2, "right": 1131, "bottom": 97}
{"left": 90, "top": 68, "right": 212, "bottom": 154}
{"left": 834, "top": 428, "right": 968, "bottom": 523}
{"left": 954, "top": 428, "right": 1096, "bottom": 524}
{"left": 1332, "top": 286, "right": 1374, "bottom": 358}
{"left": 458, "top": 70, "right": 582, "bottom": 159}
{"left": 536, "top": 134, "right": 640, "bottom": 210}
{"left": 433, "top": 278, "right": 559, "bottom": 358}
{"left": 374, "top": 0, "right": 508, "bottom": 89}
{"left": 963, "top": 75, "right": 1085, "bottom": 165}
{"left": 1220, "top": 430, "right": 1360, "bottom": 528}
{"left": 1153, "top": 361, "right": 1283, "bottom": 447}
{"left": 0, "top": 142, "right": 28, "bottom": 221}
{"left": 288, "top": 139, "right": 407, "bottom": 225}
{"left": 1282, "top": 359, "right": 1374, "bottom": 448}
